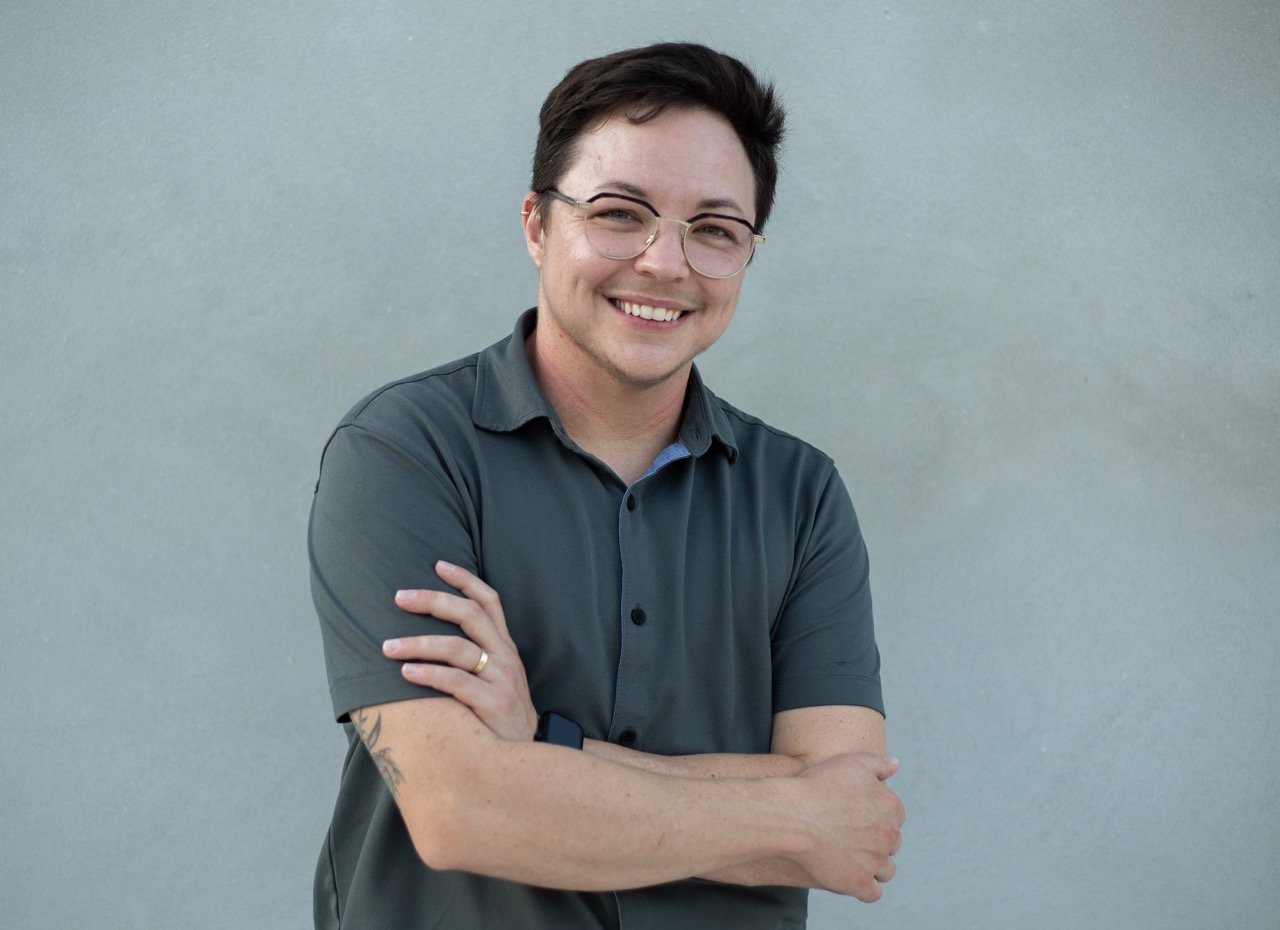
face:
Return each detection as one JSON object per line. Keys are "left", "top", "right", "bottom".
{"left": 523, "top": 106, "right": 757, "bottom": 391}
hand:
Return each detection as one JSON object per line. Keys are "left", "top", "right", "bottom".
{"left": 383, "top": 560, "right": 539, "bottom": 742}
{"left": 790, "top": 753, "right": 905, "bottom": 902}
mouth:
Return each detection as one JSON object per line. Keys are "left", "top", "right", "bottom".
{"left": 609, "top": 298, "right": 686, "bottom": 323}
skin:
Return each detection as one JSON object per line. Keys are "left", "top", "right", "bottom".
{"left": 521, "top": 106, "right": 757, "bottom": 483}
{"left": 351, "top": 106, "right": 905, "bottom": 899}
{"left": 383, "top": 562, "right": 900, "bottom": 892}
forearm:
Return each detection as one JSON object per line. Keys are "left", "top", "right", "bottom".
{"left": 372, "top": 571, "right": 901, "bottom": 897}
{"left": 699, "top": 858, "right": 816, "bottom": 887}
{"left": 385, "top": 700, "right": 809, "bottom": 891}
{"left": 583, "top": 740, "right": 826, "bottom": 887}
{"left": 580, "top": 706, "right": 891, "bottom": 890}
{"left": 583, "top": 739, "right": 806, "bottom": 779}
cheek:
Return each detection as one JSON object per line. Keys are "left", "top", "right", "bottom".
{"left": 547, "top": 219, "right": 596, "bottom": 260}
{"left": 541, "top": 228, "right": 610, "bottom": 281}
{"left": 707, "top": 281, "right": 744, "bottom": 316}
{"left": 555, "top": 260, "right": 619, "bottom": 298}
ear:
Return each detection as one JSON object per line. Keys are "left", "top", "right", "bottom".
{"left": 521, "top": 192, "right": 544, "bottom": 270}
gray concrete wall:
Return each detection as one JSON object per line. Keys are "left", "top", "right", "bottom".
{"left": 3, "top": 2, "right": 1276, "bottom": 927}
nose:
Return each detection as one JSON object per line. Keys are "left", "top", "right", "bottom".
{"left": 633, "top": 218, "right": 690, "bottom": 280}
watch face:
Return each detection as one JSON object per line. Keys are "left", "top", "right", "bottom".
{"left": 538, "top": 712, "right": 583, "bottom": 749}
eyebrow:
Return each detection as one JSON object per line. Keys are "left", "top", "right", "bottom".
{"left": 602, "top": 180, "right": 750, "bottom": 219}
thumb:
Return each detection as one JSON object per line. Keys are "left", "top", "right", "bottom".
{"left": 863, "top": 755, "right": 900, "bottom": 781}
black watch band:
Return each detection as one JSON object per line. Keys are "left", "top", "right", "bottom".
{"left": 534, "top": 711, "right": 584, "bottom": 750}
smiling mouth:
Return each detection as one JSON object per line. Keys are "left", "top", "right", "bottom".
{"left": 610, "top": 298, "right": 685, "bottom": 323}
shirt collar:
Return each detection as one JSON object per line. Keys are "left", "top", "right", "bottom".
{"left": 678, "top": 364, "right": 739, "bottom": 463}
{"left": 472, "top": 309, "right": 739, "bottom": 463}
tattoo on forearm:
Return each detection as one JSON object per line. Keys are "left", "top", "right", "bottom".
{"left": 353, "top": 707, "right": 405, "bottom": 799}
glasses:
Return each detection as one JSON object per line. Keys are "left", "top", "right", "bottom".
{"left": 544, "top": 190, "right": 765, "bottom": 279}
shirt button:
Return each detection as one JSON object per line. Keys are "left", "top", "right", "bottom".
{"left": 630, "top": 607, "right": 646, "bottom": 625}
{"left": 619, "top": 728, "right": 638, "bottom": 746}
{"left": 626, "top": 495, "right": 636, "bottom": 512}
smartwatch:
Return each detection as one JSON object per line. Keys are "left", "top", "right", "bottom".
{"left": 534, "top": 711, "right": 584, "bottom": 750}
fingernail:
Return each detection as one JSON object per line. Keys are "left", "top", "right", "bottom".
{"left": 436, "top": 559, "right": 456, "bottom": 572}
{"left": 383, "top": 639, "right": 401, "bottom": 654}
{"left": 395, "top": 589, "right": 412, "bottom": 602}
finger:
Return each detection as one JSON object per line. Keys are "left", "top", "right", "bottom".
{"left": 394, "top": 588, "right": 454, "bottom": 617}
{"left": 384, "top": 635, "right": 485, "bottom": 673}
{"left": 854, "top": 879, "right": 884, "bottom": 904}
{"left": 400, "top": 661, "right": 495, "bottom": 707}
{"left": 401, "top": 660, "right": 518, "bottom": 720}
{"left": 856, "top": 754, "right": 899, "bottom": 781}
{"left": 435, "top": 560, "right": 513, "bottom": 640}
{"left": 401, "top": 661, "right": 536, "bottom": 742}
{"left": 394, "top": 587, "right": 470, "bottom": 620}
{"left": 874, "top": 857, "right": 897, "bottom": 884}
{"left": 395, "top": 588, "right": 503, "bottom": 646}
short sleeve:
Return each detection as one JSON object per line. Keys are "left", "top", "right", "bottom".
{"left": 770, "top": 466, "right": 883, "bottom": 717}
{"left": 309, "top": 419, "right": 479, "bottom": 721}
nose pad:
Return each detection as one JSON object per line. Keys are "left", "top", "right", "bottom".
{"left": 635, "top": 219, "right": 690, "bottom": 277}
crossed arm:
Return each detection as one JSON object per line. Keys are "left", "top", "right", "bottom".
{"left": 351, "top": 560, "right": 904, "bottom": 900}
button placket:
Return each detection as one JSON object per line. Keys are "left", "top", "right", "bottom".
{"left": 613, "top": 482, "right": 655, "bottom": 748}
{"left": 612, "top": 444, "right": 689, "bottom": 750}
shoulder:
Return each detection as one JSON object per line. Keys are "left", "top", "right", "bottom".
{"left": 338, "top": 353, "right": 481, "bottom": 434}
{"left": 695, "top": 387, "right": 865, "bottom": 545}
{"left": 308, "top": 355, "right": 486, "bottom": 500}
{"left": 321, "top": 311, "right": 544, "bottom": 456}
{"left": 707, "top": 388, "right": 839, "bottom": 479}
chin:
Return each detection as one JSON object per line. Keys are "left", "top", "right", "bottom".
{"left": 599, "top": 353, "right": 692, "bottom": 390}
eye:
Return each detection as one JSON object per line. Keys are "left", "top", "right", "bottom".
{"left": 690, "top": 218, "right": 746, "bottom": 246}
{"left": 599, "top": 207, "right": 642, "bottom": 223}
{"left": 588, "top": 198, "right": 650, "bottom": 227}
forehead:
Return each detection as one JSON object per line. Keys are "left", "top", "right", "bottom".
{"left": 563, "top": 107, "right": 756, "bottom": 218}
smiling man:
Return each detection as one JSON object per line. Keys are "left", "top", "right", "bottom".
{"left": 309, "top": 42, "right": 903, "bottom": 929}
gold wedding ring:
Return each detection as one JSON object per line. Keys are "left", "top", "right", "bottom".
{"left": 471, "top": 650, "right": 489, "bottom": 675}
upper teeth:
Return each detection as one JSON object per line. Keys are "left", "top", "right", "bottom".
{"left": 616, "top": 300, "right": 684, "bottom": 322}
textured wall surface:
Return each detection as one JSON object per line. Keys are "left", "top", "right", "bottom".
{"left": 3, "top": 2, "right": 1277, "bottom": 927}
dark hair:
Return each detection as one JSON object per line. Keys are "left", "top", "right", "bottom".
{"left": 531, "top": 42, "right": 786, "bottom": 232}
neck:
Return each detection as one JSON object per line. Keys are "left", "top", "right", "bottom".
{"left": 525, "top": 327, "right": 689, "bottom": 485}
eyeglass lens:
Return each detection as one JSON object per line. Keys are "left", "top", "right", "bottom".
{"left": 581, "top": 196, "right": 754, "bottom": 277}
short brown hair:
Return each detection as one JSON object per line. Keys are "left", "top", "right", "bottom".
{"left": 532, "top": 43, "right": 786, "bottom": 232}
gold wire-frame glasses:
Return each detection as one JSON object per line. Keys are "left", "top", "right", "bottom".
{"left": 544, "top": 190, "right": 765, "bottom": 279}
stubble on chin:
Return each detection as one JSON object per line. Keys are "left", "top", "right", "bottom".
{"left": 573, "top": 329, "right": 691, "bottom": 391}
{"left": 536, "top": 292, "right": 695, "bottom": 393}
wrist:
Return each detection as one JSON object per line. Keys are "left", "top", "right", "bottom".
{"left": 533, "top": 711, "right": 584, "bottom": 750}
{"left": 758, "top": 774, "right": 814, "bottom": 862}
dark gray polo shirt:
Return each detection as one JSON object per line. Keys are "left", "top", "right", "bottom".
{"left": 310, "top": 309, "right": 882, "bottom": 929}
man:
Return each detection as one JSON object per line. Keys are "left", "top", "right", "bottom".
{"left": 310, "top": 42, "right": 904, "bottom": 929}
